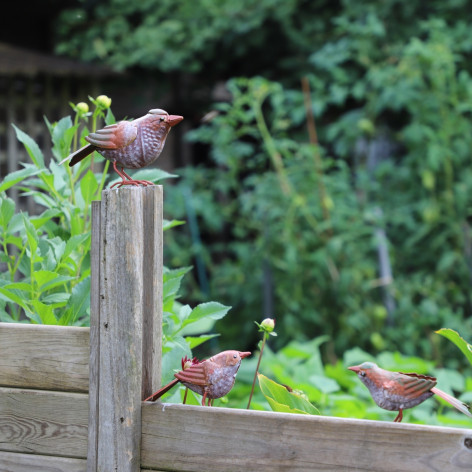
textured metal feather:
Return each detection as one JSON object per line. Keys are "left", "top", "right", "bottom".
{"left": 175, "top": 363, "right": 209, "bottom": 386}
{"left": 85, "top": 121, "right": 138, "bottom": 150}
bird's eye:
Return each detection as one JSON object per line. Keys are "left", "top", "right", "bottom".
{"left": 360, "top": 371, "right": 366, "bottom": 377}
{"left": 159, "top": 117, "right": 165, "bottom": 122}
{"left": 233, "top": 354, "right": 237, "bottom": 359}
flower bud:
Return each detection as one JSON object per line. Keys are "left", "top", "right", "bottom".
{"left": 76, "top": 102, "right": 89, "bottom": 114}
{"left": 261, "top": 318, "right": 275, "bottom": 333}
{"left": 96, "top": 95, "right": 112, "bottom": 109}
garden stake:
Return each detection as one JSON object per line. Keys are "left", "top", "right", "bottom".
{"left": 145, "top": 350, "right": 251, "bottom": 406}
{"left": 349, "top": 362, "right": 472, "bottom": 422}
{"left": 61, "top": 108, "right": 183, "bottom": 187}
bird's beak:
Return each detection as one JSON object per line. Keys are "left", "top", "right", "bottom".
{"left": 348, "top": 365, "right": 360, "bottom": 373}
{"left": 167, "top": 115, "right": 184, "bottom": 127}
{"left": 239, "top": 351, "right": 251, "bottom": 359}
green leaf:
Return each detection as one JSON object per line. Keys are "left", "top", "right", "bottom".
{"left": 0, "top": 196, "right": 15, "bottom": 228}
{"left": 33, "top": 270, "right": 61, "bottom": 289}
{"left": 182, "top": 302, "right": 230, "bottom": 328}
{"left": 41, "top": 292, "right": 71, "bottom": 305}
{"left": 22, "top": 214, "right": 38, "bottom": 254}
{"left": 41, "top": 275, "right": 75, "bottom": 291}
{"left": 258, "top": 373, "right": 319, "bottom": 415}
{"left": 63, "top": 233, "right": 90, "bottom": 260}
{"left": 12, "top": 124, "right": 45, "bottom": 168}
{"left": 0, "top": 166, "right": 44, "bottom": 193}
{"left": 163, "top": 219, "right": 186, "bottom": 231}
{"left": 79, "top": 170, "right": 99, "bottom": 208}
{"left": 436, "top": 329, "right": 472, "bottom": 367}
{"left": 0, "top": 285, "right": 30, "bottom": 311}
{"left": 185, "top": 333, "right": 220, "bottom": 349}
{"left": 61, "top": 277, "right": 90, "bottom": 324}
{"left": 163, "top": 266, "right": 192, "bottom": 301}
{"left": 31, "top": 300, "right": 57, "bottom": 324}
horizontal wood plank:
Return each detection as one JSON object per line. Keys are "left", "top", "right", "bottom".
{"left": 0, "top": 387, "right": 88, "bottom": 459}
{"left": 0, "top": 451, "right": 86, "bottom": 472}
{"left": 0, "top": 323, "right": 89, "bottom": 392}
{"left": 141, "top": 403, "right": 472, "bottom": 472}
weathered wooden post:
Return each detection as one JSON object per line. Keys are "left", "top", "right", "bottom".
{"left": 88, "top": 186, "right": 163, "bottom": 472}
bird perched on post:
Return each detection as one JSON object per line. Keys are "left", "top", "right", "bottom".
{"left": 60, "top": 108, "right": 183, "bottom": 188}
{"left": 145, "top": 350, "right": 251, "bottom": 406}
{"left": 349, "top": 362, "right": 472, "bottom": 422}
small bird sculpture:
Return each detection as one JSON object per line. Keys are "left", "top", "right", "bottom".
{"left": 145, "top": 350, "right": 251, "bottom": 406}
{"left": 60, "top": 108, "right": 183, "bottom": 188}
{"left": 349, "top": 362, "right": 472, "bottom": 422}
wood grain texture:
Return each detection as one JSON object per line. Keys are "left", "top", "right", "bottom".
{"left": 97, "top": 188, "right": 144, "bottom": 471}
{"left": 0, "top": 323, "right": 89, "bottom": 392}
{"left": 89, "top": 187, "right": 163, "bottom": 472}
{"left": 0, "top": 388, "right": 88, "bottom": 458}
{"left": 0, "top": 451, "right": 86, "bottom": 472}
{"left": 87, "top": 200, "right": 101, "bottom": 471}
{"left": 141, "top": 186, "right": 163, "bottom": 401}
{"left": 141, "top": 403, "right": 472, "bottom": 472}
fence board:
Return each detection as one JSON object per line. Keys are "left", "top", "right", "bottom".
{"left": 0, "top": 323, "right": 89, "bottom": 392}
{"left": 0, "top": 451, "right": 86, "bottom": 472}
{"left": 0, "top": 387, "right": 88, "bottom": 459}
{"left": 141, "top": 403, "right": 472, "bottom": 472}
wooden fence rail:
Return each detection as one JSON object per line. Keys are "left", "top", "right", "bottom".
{"left": 1, "top": 186, "right": 472, "bottom": 471}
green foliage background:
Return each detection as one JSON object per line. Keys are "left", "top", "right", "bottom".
{"left": 2, "top": 0, "right": 472, "bottom": 425}
{"left": 52, "top": 0, "right": 472, "bottom": 364}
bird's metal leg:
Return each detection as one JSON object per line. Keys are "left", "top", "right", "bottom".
{"left": 110, "top": 160, "right": 154, "bottom": 188}
{"left": 393, "top": 409, "right": 403, "bottom": 422}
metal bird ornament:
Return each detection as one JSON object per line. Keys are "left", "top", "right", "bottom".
{"left": 145, "top": 350, "right": 251, "bottom": 406}
{"left": 349, "top": 362, "right": 472, "bottom": 422}
{"left": 61, "top": 108, "right": 183, "bottom": 188}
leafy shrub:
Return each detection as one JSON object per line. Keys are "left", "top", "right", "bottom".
{"left": 0, "top": 98, "right": 230, "bottom": 389}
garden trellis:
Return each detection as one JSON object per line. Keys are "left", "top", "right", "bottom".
{"left": 1, "top": 187, "right": 471, "bottom": 471}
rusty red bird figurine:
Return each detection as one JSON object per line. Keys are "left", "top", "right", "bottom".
{"left": 61, "top": 108, "right": 183, "bottom": 188}
{"left": 349, "top": 362, "right": 472, "bottom": 422}
{"left": 145, "top": 350, "right": 251, "bottom": 406}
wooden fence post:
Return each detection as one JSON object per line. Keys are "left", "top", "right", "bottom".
{"left": 88, "top": 186, "right": 163, "bottom": 472}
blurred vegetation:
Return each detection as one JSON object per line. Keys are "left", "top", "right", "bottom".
{"left": 1, "top": 0, "right": 468, "bottom": 422}
{"left": 54, "top": 0, "right": 472, "bottom": 365}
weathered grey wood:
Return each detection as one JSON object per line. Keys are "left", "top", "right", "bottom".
{"left": 141, "top": 186, "right": 163, "bottom": 400}
{"left": 0, "top": 387, "right": 88, "bottom": 458}
{"left": 88, "top": 187, "right": 163, "bottom": 472}
{"left": 0, "top": 323, "right": 89, "bottom": 392}
{"left": 0, "top": 451, "right": 87, "bottom": 472}
{"left": 87, "top": 201, "right": 102, "bottom": 472}
{"left": 141, "top": 403, "right": 472, "bottom": 472}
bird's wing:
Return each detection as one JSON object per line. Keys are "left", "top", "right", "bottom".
{"left": 85, "top": 120, "right": 138, "bottom": 150}
{"left": 174, "top": 362, "right": 209, "bottom": 386}
{"left": 385, "top": 371, "right": 436, "bottom": 400}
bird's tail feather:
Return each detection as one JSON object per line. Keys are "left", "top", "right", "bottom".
{"left": 431, "top": 387, "right": 472, "bottom": 418}
{"left": 144, "top": 378, "right": 179, "bottom": 402}
{"left": 59, "top": 144, "right": 95, "bottom": 166}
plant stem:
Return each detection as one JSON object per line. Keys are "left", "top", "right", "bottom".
{"left": 247, "top": 333, "right": 267, "bottom": 409}
{"left": 252, "top": 99, "right": 293, "bottom": 196}
{"left": 301, "top": 77, "right": 332, "bottom": 232}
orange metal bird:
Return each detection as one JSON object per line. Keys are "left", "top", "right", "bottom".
{"left": 349, "top": 362, "right": 472, "bottom": 422}
{"left": 61, "top": 108, "right": 183, "bottom": 187}
{"left": 145, "top": 350, "right": 251, "bottom": 406}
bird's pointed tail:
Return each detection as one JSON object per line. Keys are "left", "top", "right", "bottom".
{"left": 144, "top": 378, "right": 179, "bottom": 402}
{"left": 431, "top": 387, "right": 472, "bottom": 418}
{"left": 59, "top": 144, "right": 96, "bottom": 166}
